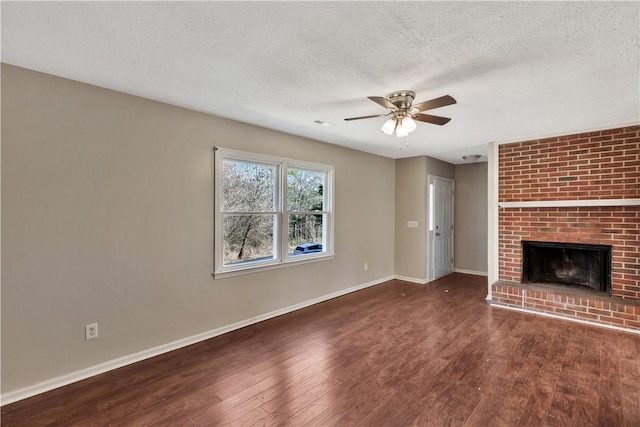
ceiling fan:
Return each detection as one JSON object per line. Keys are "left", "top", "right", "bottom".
{"left": 344, "top": 91, "right": 456, "bottom": 137}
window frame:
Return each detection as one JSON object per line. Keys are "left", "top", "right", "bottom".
{"left": 214, "top": 147, "right": 334, "bottom": 278}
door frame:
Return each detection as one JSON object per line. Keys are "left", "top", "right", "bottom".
{"left": 427, "top": 175, "right": 455, "bottom": 282}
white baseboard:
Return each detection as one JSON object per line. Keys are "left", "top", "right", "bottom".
{"left": 454, "top": 268, "right": 488, "bottom": 276}
{"left": 394, "top": 275, "right": 429, "bottom": 284}
{"left": 1, "top": 275, "right": 394, "bottom": 406}
{"left": 395, "top": 270, "right": 487, "bottom": 284}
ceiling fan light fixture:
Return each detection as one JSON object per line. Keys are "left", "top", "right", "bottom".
{"left": 381, "top": 118, "right": 396, "bottom": 135}
{"left": 401, "top": 117, "right": 417, "bottom": 133}
{"left": 396, "top": 126, "right": 410, "bottom": 138}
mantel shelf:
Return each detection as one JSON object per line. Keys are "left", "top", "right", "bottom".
{"left": 498, "top": 198, "right": 640, "bottom": 208}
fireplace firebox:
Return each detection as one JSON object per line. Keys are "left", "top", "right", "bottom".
{"left": 521, "top": 241, "right": 612, "bottom": 294}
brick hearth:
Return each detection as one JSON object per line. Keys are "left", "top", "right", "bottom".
{"left": 492, "top": 125, "right": 640, "bottom": 332}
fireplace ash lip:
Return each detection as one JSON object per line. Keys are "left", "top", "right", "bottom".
{"left": 524, "top": 280, "right": 609, "bottom": 294}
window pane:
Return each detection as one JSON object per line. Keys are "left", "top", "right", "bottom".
{"left": 223, "top": 214, "right": 276, "bottom": 265}
{"left": 222, "top": 160, "right": 276, "bottom": 212}
{"left": 287, "top": 168, "right": 324, "bottom": 211}
{"left": 289, "top": 214, "right": 324, "bottom": 256}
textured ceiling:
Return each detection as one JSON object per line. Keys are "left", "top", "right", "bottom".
{"left": 2, "top": 2, "right": 639, "bottom": 163}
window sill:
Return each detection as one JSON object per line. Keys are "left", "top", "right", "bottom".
{"left": 213, "top": 254, "right": 335, "bottom": 279}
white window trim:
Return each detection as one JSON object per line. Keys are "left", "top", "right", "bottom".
{"left": 213, "top": 147, "right": 334, "bottom": 279}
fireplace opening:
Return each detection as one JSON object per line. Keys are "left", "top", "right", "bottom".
{"left": 521, "top": 241, "right": 612, "bottom": 294}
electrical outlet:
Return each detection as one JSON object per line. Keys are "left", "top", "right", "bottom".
{"left": 85, "top": 323, "right": 98, "bottom": 340}
{"left": 364, "top": 263, "right": 368, "bottom": 271}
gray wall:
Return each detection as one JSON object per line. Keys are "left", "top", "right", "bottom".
{"left": 454, "top": 162, "right": 488, "bottom": 274}
{"left": 2, "top": 64, "right": 490, "bottom": 396}
{"left": 426, "top": 156, "right": 455, "bottom": 180}
{"left": 394, "top": 156, "right": 455, "bottom": 281}
{"left": 394, "top": 156, "right": 428, "bottom": 280}
{"left": 1, "top": 64, "right": 396, "bottom": 393}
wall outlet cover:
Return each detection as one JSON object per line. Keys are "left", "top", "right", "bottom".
{"left": 85, "top": 323, "right": 98, "bottom": 340}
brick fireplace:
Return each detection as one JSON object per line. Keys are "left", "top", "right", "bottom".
{"left": 491, "top": 125, "right": 640, "bottom": 332}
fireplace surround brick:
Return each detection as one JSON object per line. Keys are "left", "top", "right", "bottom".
{"left": 499, "top": 206, "right": 640, "bottom": 298}
{"left": 492, "top": 282, "right": 640, "bottom": 330}
{"left": 499, "top": 126, "right": 639, "bottom": 201}
{"left": 494, "top": 125, "right": 640, "bottom": 332}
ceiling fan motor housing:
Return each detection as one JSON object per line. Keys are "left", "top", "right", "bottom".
{"left": 386, "top": 91, "right": 415, "bottom": 110}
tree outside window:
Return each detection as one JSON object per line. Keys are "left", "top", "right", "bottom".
{"left": 221, "top": 160, "right": 276, "bottom": 265}
{"left": 287, "top": 168, "right": 325, "bottom": 255}
{"left": 214, "top": 148, "right": 333, "bottom": 277}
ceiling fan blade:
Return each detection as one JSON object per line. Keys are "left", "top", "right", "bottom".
{"left": 367, "top": 96, "right": 397, "bottom": 110}
{"left": 344, "top": 113, "right": 388, "bottom": 121}
{"left": 412, "top": 95, "right": 456, "bottom": 112}
{"left": 415, "top": 113, "right": 451, "bottom": 126}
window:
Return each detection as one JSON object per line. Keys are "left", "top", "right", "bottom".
{"left": 214, "top": 148, "right": 333, "bottom": 277}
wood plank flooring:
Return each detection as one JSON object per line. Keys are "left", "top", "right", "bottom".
{"left": 3, "top": 273, "right": 640, "bottom": 426}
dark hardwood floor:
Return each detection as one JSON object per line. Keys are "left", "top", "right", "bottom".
{"left": 3, "top": 273, "right": 640, "bottom": 426}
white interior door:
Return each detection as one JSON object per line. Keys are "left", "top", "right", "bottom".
{"left": 430, "top": 176, "right": 454, "bottom": 280}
